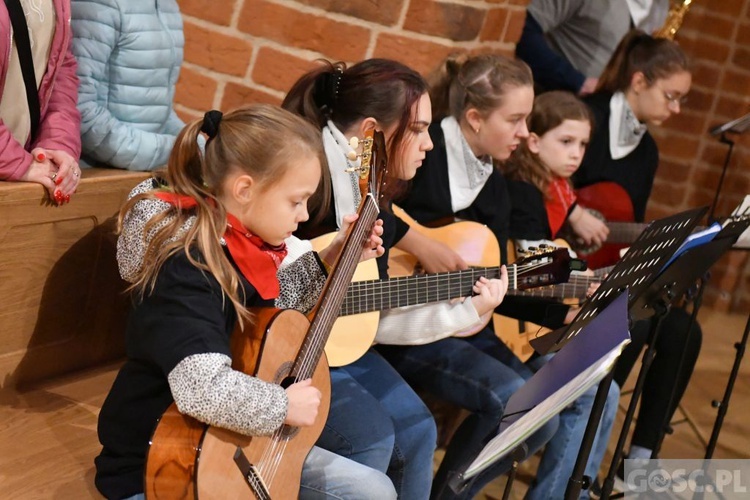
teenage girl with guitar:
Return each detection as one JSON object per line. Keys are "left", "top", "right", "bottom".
{"left": 395, "top": 54, "right": 619, "bottom": 499}
{"left": 283, "top": 59, "right": 556, "bottom": 500}
{"left": 94, "top": 105, "right": 391, "bottom": 500}
{"left": 572, "top": 31, "right": 702, "bottom": 464}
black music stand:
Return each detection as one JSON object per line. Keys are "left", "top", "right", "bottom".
{"left": 599, "top": 216, "right": 750, "bottom": 499}
{"left": 440, "top": 292, "right": 631, "bottom": 499}
{"left": 529, "top": 206, "right": 708, "bottom": 500}
{"left": 649, "top": 210, "right": 750, "bottom": 460}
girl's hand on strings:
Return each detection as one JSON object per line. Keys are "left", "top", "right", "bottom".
{"left": 470, "top": 266, "right": 509, "bottom": 316}
{"left": 284, "top": 378, "right": 322, "bottom": 427}
{"left": 318, "top": 215, "right": 384, "bottom": 267}
{"left": 569, "top": 205, "right": 609, "bottom": 247}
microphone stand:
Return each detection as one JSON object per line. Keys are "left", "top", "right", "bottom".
{"left": 697, "top": 113, "right": 750, "bottom": 458}
{"left": 708, "top": 113, "right": 750, "bottom": 222}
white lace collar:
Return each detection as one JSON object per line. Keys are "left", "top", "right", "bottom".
{"left": 609, "top": 92, "right": 648, "bottom": 161}
{"left": 441, "top": 117, "right": 493, "bottom": 213}
{"left": 322, "top": 120, "right": 362, "bottom": 229}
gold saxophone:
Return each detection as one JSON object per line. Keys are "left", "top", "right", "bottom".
{"left": 654, "top": 0, "right": 693, "bottom": 40}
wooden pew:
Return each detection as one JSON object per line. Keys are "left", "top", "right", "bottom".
{"left": 0, "top": 169, "right": 149, "bottom": 498}
{"left": 0, "top": 168, "right": 149, "bottom": 389}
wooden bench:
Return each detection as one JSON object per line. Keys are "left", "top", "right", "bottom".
{"left": 0, "top": 169, "right": 148, "bottom": 498}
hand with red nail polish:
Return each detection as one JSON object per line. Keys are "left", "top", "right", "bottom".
{"left": 20, "top": 148, "right": 58, "bottom": 200}
{"left": 40, "top": 149, "right": 80, "bottom": 200}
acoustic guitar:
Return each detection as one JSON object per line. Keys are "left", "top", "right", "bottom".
{"left": 316, "top": 208, "right": 597, "bottom": 366}
{"left": 144, "top": 131, "right": 387, "bottom": 499}
{"left": 391, "top": 207, "right": 602, "bottom": 362}
{"left": 563, "top": 182, "right": 648, "bottom": 269}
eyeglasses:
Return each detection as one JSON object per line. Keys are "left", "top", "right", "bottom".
{"left": 661, "top": 89, "right": 688, "bottom": 107}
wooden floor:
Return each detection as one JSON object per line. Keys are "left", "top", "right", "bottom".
{"left": 2, "top": 308, "right": 749, "bottom": 499}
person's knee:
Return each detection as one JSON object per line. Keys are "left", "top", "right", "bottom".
{"left": 357, "top": 469, "right": 398, "bottom": 500}
{"left": 485, "top": 376, "right": 525, "bottom": 418}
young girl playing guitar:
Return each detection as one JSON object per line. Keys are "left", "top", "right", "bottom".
{"left": 94, "top": 105, "right": 390, "bottom": 500}
{"left": 396, "top": 53, "right": 619, "bottom": 499}
{"left": 283, "top": 59, "right": 562, "bottom": 500}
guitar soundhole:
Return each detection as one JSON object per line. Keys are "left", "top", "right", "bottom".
{"left": 275, "top": 363, "right": 300, "bottom": 439}
{"left": 280, "top": 423, "right": 300, "bottom": 439}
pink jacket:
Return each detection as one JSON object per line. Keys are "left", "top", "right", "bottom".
{"left": 0, "top": 0, "right": 81, "bottom": 181}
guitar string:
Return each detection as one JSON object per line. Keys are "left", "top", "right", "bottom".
{"left": 343, "top": 260, "right": 600, "bottom": 311}
{"left": 261, "top": 200, "right": 380, "bottom": 488}
{"left": 263, "top": 202, "right": 379, "bottom": 489}
{"left": 342, "top": 271, "right": 601, "bottom": 314}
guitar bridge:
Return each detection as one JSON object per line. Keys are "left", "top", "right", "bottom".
{"left": 233, "top": 447, "right": 272, "bottom": 500}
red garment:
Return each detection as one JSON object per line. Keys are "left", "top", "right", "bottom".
{"left": 545, "top": 178, "right": 577, "bottom": 238}
{"left": 154, "top": 191, "right": 287, "bottom": 299}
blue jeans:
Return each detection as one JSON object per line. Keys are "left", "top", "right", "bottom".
{"left": 317, "top": 349, "right": 437, "bottom": 499}
{"left": 120, "top": 447, "right": 396, "bottom": 500}
{"left": 300, "top": 446, "right": 397, "bottom": 499}
{"left": 377, "top": 330, "right": 559, "bottom": 500}
{"left": 465, "top": 328, "right": 620, "bottom": 499}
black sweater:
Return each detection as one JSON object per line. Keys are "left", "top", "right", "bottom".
{"left": 572, "top": 92, "right": 659, "bottom": 222}
{"left": 399, "top": 122, "right": 569, "bottom": 328}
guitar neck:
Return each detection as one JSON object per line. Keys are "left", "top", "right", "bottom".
{"left": 342, "top": 262, "right": 609, "bottom": 316}
{"left": 342, "top": 262, "right": 580, "bottom": 316}
{"left": 506, "top": 273, "right": 600, "bottom": 300}
{"left": 606, "top": 221, "right": 649, "bottom": 243}
{"left": 295, "top": 195, "right": 379, "bottom": 378}
{"left": 342, "top": 265, "right": 503, "bottom": 316}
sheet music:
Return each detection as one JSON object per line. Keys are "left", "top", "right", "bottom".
{"left": 464, "top": 343, "right": 627, "bottom": 479}
{"left": 462, "top": 291, "right": 632, "bottom": 480}
{"left": 660, "top": 222, "right": 722, "bottom": 271}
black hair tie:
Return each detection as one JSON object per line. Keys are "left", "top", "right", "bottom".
{"left": 201, "top": 110, "right": 223, "bottom": 141}
{"left": 313, "top": 68, "right": 343, "bottom": 118}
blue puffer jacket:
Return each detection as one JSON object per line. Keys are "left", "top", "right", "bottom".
{"left": 71, "top": 0, "right": 185, "bottom": 171}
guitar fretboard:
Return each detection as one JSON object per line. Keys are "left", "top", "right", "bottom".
{"left": 606, "top": 221, "right": 649, "bottom": 244}
{"left": 340, "top": 262, "right": 600, "bottom": 316}
{"left": 295, "top": 194, "right": 380, "bottom": 378}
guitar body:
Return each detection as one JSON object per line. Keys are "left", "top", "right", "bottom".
{"left": 390, "top": 206, "right": 500, "bottom": 273}
{"left": 574, "top": 182, "right": 635, "bottom": 269}
{"left": 145, "top": 308, "right": 331, "bottom": 499}
{"left": 311, "top": 233, "right": 380, "bottom": 367}
{"left": 393, "top": 206, "right": 539, "bottom": 362}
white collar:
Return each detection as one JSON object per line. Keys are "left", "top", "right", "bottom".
{"left": 322, "top": 120, "right": 362, "bottom": 228}
{"left": 609, "top": 92, "right": 648, "bottom": 160}
{"left": 441, "top": 116, "right": 493, "bottom": 213}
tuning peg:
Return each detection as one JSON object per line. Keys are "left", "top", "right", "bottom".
{"left": 527, "top": 246, "right": 538, "bottom": 252}
{"left": 347, "top": 151, "right": 359, "bottom": 161}
{"left": 349, "top": 137, "right": 359, "bottom": 149}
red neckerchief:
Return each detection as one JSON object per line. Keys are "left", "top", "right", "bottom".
{"left": 545, "top": 178, "right": 577, "bottom": 238}
{"left": 154, "top": 191, "right": 287, "bottom": 299}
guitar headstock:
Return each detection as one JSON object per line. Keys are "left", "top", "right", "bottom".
{"left": 512, "top": 247, "right": 587, "bottom": 290}
{"left": 346, "top": 130, "right": 387, "bottom": 202}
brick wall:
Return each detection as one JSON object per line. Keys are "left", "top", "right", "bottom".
{"left": 174, "top": 0, "right": 750, "bottom": 312}
{"left": 174, "top": 0, "right": 528, "bottom": 122}
{"left": 648, "top": 1, "right": 750, "bottom": 311}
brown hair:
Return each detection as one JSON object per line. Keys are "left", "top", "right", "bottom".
{"left": 597, "top": 29, "right": 690, "bottom": 93}
{"left": 428, "top": 53, "right": 533, "bottom": 122}
{"left": 503, "top": 91, "right": 593, "bottom": 196}
{"left": 282, "top": 59, "right": 429, "bottom": 205}
{"left": 118, "top": 104, "right": 326, "bottom": 326}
